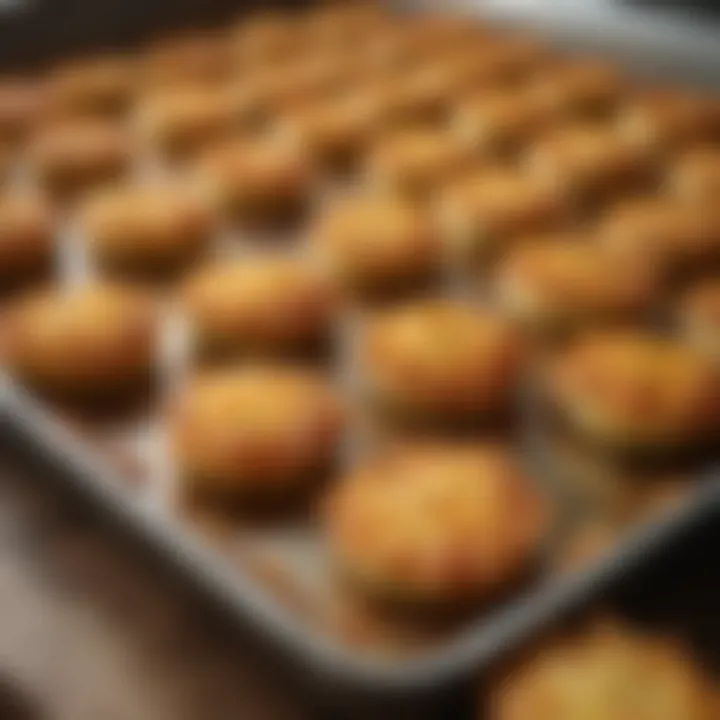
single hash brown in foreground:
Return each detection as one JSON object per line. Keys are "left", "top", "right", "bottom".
{"left": 80, "top": 182, "right": 215, "bottom": 282}
{"left": 361, "top": 300, "right": 524, "bottom": 424}
{"left": 0, "top": 191, "right": 54, "bottom": 295}
{"left": 490, "top": 619, "right": 719, "bottom": 720}
{"left": 170, "top": 366, "right": 344, "bottom": 498}
{"left": 547, "top": 331, "right": 720, "bottom": 451}
{"left": 495, "top": 237, "right": 660, "bottom": 335}
{"left": 311, "top": 193, "right": 442, "bottom": 299}
{"left": 323, "top": 443, "right": 546, "bottom": 606}
{"left": 3, "top": 282, "right": 158, "bottom": 402}
{"left": 182, "top": 256, "right": 336, "bottom": 361}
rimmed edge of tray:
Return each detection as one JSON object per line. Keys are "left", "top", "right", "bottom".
{"left": 3, "top": 374, "right": 718, "bottom": 694}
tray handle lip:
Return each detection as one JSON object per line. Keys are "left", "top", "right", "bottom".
{"left": 2, "top": 376, "right": 719, "bottom": 695}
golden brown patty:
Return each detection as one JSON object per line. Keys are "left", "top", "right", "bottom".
{"left": 45, "top": 56, "right": 136, "bottom": 119}
{"left": 137, "top": 86, "right": 236, "bottom": 161}
{"left": 491, "top": 620, "right": 719, "bottom": 720}
{"left": 679, "top": 279, "right": 720, "bottom": 358}
{"left": 526, "top": 59, "right": 625, "bottom": 119}
{"left": 547, "top": 331, "right": 719, "bottom": 448}
{"left": 311, "top": 193, "right": 442, "bottom": 297}
{"left": 27, "top": 119, "right": 132, "bottom": 198}
{"left": 182, "top": 256, "right": 336, "bottom": 359}
{"left": 170, "top": 366, "right": 344, "bottom": 495}
{"left": 366, "top": 127, "right": 471, "bottom": 197}
{"left": 496, "top": 239, "right": 659, "bottom": 333}
{"left": 599, "top": 198, "right": 720, "bottom": 277}
{"left": 667, "top": 146, "right": 720, "bottom": 204}
{"left": 437, "top": 168, "right": 568, "bottom": 264}
{"left": 323, "top": 443, "right": 545, "bottom": 604}
{"left": 80, "top": 182, "right": 214, "bottom": 281}
{"left": 617, "top": 89, "right": 719, "bottom": 154}
{"left": 4, "top": 283, "right": 157, "bottom": 400}
{"left": 0, "top": 191, "right": 54, "bottom": 293}
{"left": 200, "top": 136, "right": 313, "bottom": 228}
{"left": 525, "top": 125, "right": 654, "bottom": 208}
{"left": 362, "top": 300, "right": 523, "bottom": 421}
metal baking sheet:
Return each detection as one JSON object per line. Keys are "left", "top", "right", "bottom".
{"left": 1, "top": 0, "right": 720, "bottom": 697}
{"left": 4, "top": 379, "right": 719, "bottom": 694}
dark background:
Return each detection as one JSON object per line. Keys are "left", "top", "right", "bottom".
{"left": 0, "top": 0, "right": 308, "bottom": 68}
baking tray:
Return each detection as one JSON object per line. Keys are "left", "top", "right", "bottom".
{"left": 1, "top": 0, "right": 720, "bottom": 699}
{"left": 4, "top": 380, "right": 719, "bottom": 696}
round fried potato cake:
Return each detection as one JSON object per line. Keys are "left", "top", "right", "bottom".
{"left": 547, "top": 331, "right": 719, "bottom": 451}
{"left": 182, "top": 256, "right": 335, "bottom": 360}
{"left": 491, "top": 620, "right": 719, "bottom": 720}
{"left": 324, "top": 443, "right": 545, "bottom": 606}
{"left": 4, "top": 282, "right": 158, "bottom": 403}
{"left": 170, "top": 366, "right": 344, "bottom": 498}
{"left": 361, "top": 300, "right": 524, "bottom": 424}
